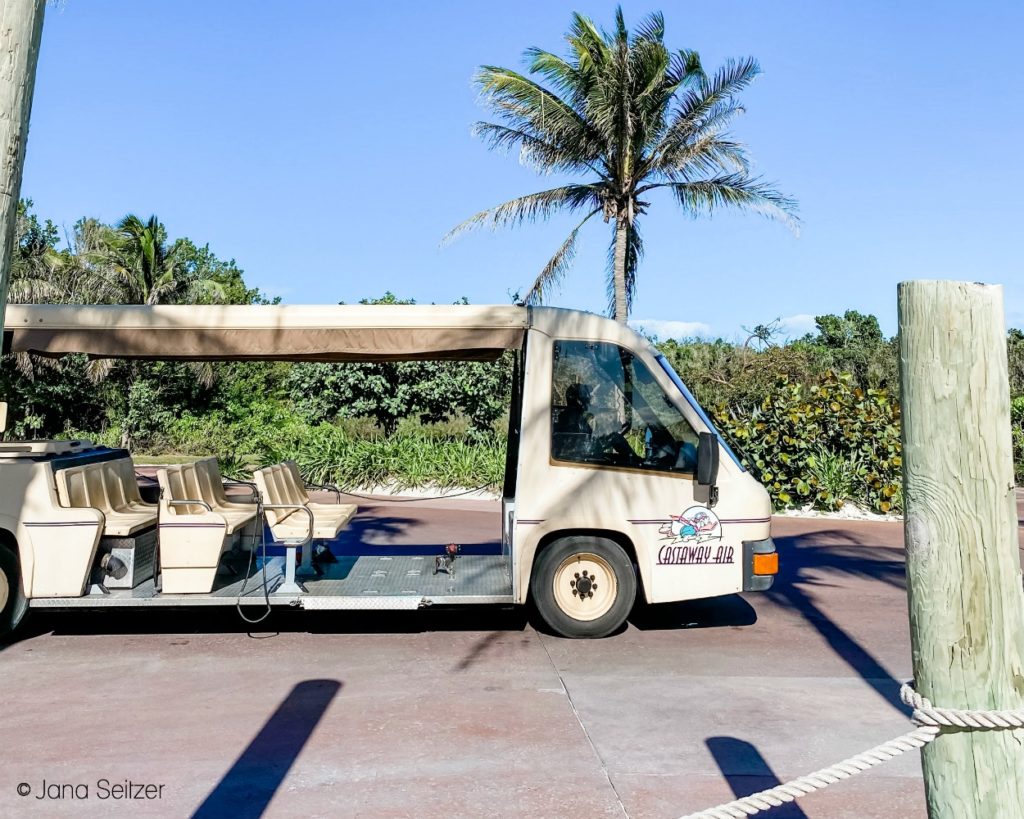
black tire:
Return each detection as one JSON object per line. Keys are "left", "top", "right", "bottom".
{"left": 531, "top": 536, "right": 636, "bottom": 638}
{"left": 0, "top": 543, "right": 27, "bottom": 640}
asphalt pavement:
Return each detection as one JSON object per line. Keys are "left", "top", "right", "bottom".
{"left": 1, "top": 491, "right": 1022, "bottom": 818}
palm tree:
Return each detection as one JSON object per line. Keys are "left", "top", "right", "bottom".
{"left": 447, "top": 8, "right": 797, "bottom": 322}
{"left": 7, "top": 204, "right": 84, "bottom": 305}
{"left": 87, "top": 214, "right": 224, "bottom": 305}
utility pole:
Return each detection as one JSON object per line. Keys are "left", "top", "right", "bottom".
{"left": 898, "top": 280, "right": 1024, "bottom": 818}
{"left": 0, "top": 0, "right": 46, "bottom": 338}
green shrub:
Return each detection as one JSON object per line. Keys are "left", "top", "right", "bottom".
{"left": 805, "top": 447, "right": 865, "bottom": 508}
{"left": 713, "top": 371, "right": 903, "bottom": 513}
{"left": 73, "top": 407, "right": 507, "bottom": 491}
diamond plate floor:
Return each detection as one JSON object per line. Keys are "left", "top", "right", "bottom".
{"left": 303, "top": 554, "right": 511, "bottom": 597}
{"left": 31, "top": 553, "right": 512, "bottom": 607}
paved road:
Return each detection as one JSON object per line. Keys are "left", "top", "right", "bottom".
{"left": 1, "top": 493, "right": 1022, "bottom": 818}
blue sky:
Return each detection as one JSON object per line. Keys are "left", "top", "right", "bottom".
{"left": 21, "top": 0, "right": 1024, "bottom": 340}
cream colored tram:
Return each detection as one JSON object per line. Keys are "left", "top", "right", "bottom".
{"left": 0, "top": 304, "right": 777, "bottom": 638}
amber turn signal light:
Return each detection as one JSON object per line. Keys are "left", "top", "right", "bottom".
{"left": 753, "top": 553, "right": 779, "bottom": 576}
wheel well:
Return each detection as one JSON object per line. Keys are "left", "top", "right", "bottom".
{"left": 0, "top": 528, "right": 16, "bottom": 558}
{"left": 532, "top": 529, "right": 643, "bottom": 597}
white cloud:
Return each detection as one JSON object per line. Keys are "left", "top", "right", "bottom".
{"left": 630, "top": 319, "right": 713, "bottom": 341}
{"left": 777, "top": 313, "right": 817, "bottom": 339}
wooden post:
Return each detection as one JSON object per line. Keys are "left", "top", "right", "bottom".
{"left": 898, "top": 280, "right": 1024, "bottom": 818}
{"left": 0, "top": 0, "right": 46, "bottom": 337}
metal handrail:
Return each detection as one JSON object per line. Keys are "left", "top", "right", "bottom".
{"left": 167, "top": 498, "right": 213, "bottom": 512}
{"left": 262, "top": 502, "right": 315, "bottom": 546}
{"left": 222, "top": 478, "right": 259, "bottom": 503}
{"left": 304, "top": 481, "right": 342, "bottom": 503}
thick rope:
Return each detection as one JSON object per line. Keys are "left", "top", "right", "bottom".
{"left": 679, "top": 682, "right": 1024, "bottom": 819}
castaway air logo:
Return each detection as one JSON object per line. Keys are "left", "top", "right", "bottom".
{"left": 658, "top": 506, "right": 722, "bottom": 544}
{"left": 657, "top": 506, "right": 733, "bottom": 565}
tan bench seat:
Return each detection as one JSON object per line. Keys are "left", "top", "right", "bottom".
{"left": 156, "top": 461, "right": 259, "bottom": 594}
{"left": 55, "top": 458, "right": 157, "bottom": 537}
{"left": 194, "top": 457, "right": 260, "bottom": 514}
{"left": 265, "top": 512, "right": 356, "bottom": 541}
{"left": 281, "top": 461, "right": 357, "bottom": 526}
{"left": 253, "top": 462, "right": 356, "bottom": 542}
{"left": 178, "top": 460, "right": 258, "bottom": 535}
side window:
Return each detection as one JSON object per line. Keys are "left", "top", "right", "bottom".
{"left": 551, "top": 340, "right": 700, "bottom": 474}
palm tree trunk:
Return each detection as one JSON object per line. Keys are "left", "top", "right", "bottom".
{"left": 612, "top": 216, "right": 629, "bottom": 323}
{"left": 0, "top": 0, "right": 45, "bottom": 339}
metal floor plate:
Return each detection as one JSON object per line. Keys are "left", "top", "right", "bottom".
{"left": 307, "top": 554, "right": 510, "bottom": 597}
{"left": 30, "top": 554, "right": 513, "bottom": 609}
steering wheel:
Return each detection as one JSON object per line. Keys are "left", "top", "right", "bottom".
{"left": 591, "top": 425, "right": 642, "bottom": 467}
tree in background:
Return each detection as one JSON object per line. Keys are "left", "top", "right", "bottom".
{"left": 5, "top": 205, "right": 254, "bottom": 447}
{"left": 77, "top": 214, "right": 229, "bottom": 447}
{"left": 794, "top": 310, "right": 898, "bottom": 389}
{"left": 82, "top": 214, "right": 226, "bottom": 306}
{"left": 287, "top": 293, "right": 512, "bottom": 436}
{"left": 448, "top": 7, "right": 796, "bottom": 321}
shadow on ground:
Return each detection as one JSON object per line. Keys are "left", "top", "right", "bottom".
{"left": 8, "top": 604, "right": 532, "bottom": 642}
{"left": 770, "top": 527, "right": 910, "bottom": 714}
{"left": 706, "top": 736, "right": 809, "bottom": 818}
{"left": 630, "top": 593, "right": 757, "bottom": 631}
{"left": 192, "top": 678, "right": 342, "bottom": 819}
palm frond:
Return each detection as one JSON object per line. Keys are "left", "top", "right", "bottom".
{"left": 475, "top": 66, "right": 600, "bottom": 153}
{"left": 85, "top": 357, "right": 116, "bottom": 384}
{"left": 525, "top": 48, "right": 584, "bottom": 105}
{"left": 666, "top": 49, "right": 704, "bottom": 88}
{"left": 645, "top": 57, "right": 760, "bottom": 174}
{"left": 633, "top": 11, "right": 665, "bottom": 44}
{"left": 651, "top": 129, "right": 752, "bottom": 180}
{"left": 656, "top": 175, "right": 800, "bottom": 232}
{"left": 471, "top": 122, "right": 601, "bottom": 175}
{"left": 522, "top": 208, "right": 601, "bottom": 305}
{"left": 443, "top": 185, "right": 601, "bottom": 244}
{"left": 188, "top": 361, "right": 216, "bottom": 389}
{"left": 567, "top": 11, "right": 609, "bottom": 65}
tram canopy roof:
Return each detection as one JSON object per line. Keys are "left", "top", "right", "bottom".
{"left": 3, "top": 304, "right": 530, "bottom": 362}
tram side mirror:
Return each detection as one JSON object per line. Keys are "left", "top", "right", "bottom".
{"left": 697, "top": 432, "right": 720, "bottom": 488}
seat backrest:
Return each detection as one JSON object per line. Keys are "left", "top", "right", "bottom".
{"left": 55, "top": 464, "right": 81, "bottom": 508}
{"left": 85, "top": 465, "right": 113, "bottom": 513}
{"left": 276, "top": 463, "right": 304, "bottom": 506}
{"left": 267, "top": 464, "right": 292, "bottom": 505}
{"left": 192, "top": 459, "right": 222, "bottom": 509}
{"left": 57, "top": 463, "right": 116, "bottom": 514}
{"left": 282, "top": 461, "right": 311, "bottom": 505}
{"left": 253, "top": 467, "right": 278, "bottom": 524}
{"left": 197, "top": 458, "right": 232, "bottom": 506}
{"left": 182, "top": 463, "right": 213, "bottom": 508}
{"left": 116, "top": 458, "right": 146, "bottom": 505}
{"left": 98, "top": 461, "right": 130, "bottom": 511}
{"left": 101, "top": 458, "right": 152, "bottom": 512}
{"left": 158, "top": 464, "right": 207, "bottom": 516}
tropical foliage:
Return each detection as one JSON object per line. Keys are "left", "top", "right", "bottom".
{"left": 448, "top": 7, "right": 796, "bottom": 320}
{"left": 713, "top": 372, "right": 903, "bottom": 513}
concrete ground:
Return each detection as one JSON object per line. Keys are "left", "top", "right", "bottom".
{"left": 1, "top": 491, "right": 1022, "bottom": 818}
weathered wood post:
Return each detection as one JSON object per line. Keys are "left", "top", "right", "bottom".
{"left": 899, "top": 280, "right": 1024, "bottom": 817}
{"left": 0, "top": 0, "right": 46, "bottom": 337}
